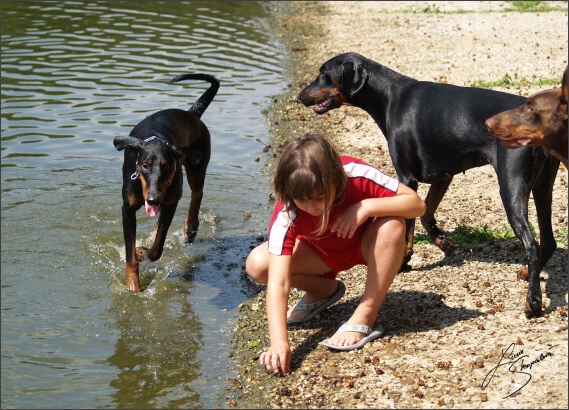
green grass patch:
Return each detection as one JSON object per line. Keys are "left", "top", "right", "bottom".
{"left": 470, "top": 72, "right": 561, "bottom": 89}
{"left": 505, "top": 1, "right": 564, "bottom": 12}
{"left": 248, "top": 340, "right": 261, "bottom": 348}
{"left": 375, "top": 1, "right": 566, "bottom": 14}
{"left": 414, "top": 223, "right": 529, "bottom": 248}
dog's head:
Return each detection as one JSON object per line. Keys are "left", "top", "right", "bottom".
{"left": 485, "top": 66, "right": 568, "bottom": 153}
{"left": 114, "top": 135, "right": 183, "bottom": 217}
{"left": 297, "top": 52, "right": 369, "bottom": 114}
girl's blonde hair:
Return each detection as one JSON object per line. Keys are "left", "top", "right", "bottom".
{"left": 273, "top": 133, "right": 348, "bottom": 235}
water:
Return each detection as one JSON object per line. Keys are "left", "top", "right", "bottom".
{"left": 1, "top": 1, "right": 286, "bottom": 408}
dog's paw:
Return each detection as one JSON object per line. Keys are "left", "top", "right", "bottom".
{"left": 524, "top": 295, "right": 543, "bottom": 318}
{"left": 135, "top": 247, "right": 148, "bottom": 261}
{"left": 398, "top": 249, "right": 413, "bottom": 273}
{"left": 184, "top": 229, "right": 198, "bottom": 244}
{"left": 434, "top": 236, "right": 456, "bottom": 256}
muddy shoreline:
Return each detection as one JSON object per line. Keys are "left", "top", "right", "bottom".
{"left": 229, "top": 2, "right": 568, "bottom": 408}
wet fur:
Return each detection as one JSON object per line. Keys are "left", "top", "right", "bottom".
{"left": 114, "top": 74, "right": 219, "bottom": 292}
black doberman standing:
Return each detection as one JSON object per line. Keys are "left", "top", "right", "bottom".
{"left": 298, "top": 52, "right": 559, "bottom": 318}
{"left": 114, "top": 73, "right": 219, "bottom": 292}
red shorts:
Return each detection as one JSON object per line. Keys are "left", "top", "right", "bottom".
{"left": 298, "top": 235, "right": 367, "bottom": 279}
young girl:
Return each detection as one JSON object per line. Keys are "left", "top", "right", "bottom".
{"left": 246, "top": 133, "right": 425, "bottom": 375}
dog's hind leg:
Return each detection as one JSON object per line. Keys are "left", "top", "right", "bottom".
{"left": 497, "top": 169, "right": 543, "bottom": 317}
{"left": 532, "top": 162, "right": 558, "bottom": 274}
{"left": 183, "top": 155, "right": 210, "bottom": 244}
{"left": 420, "top": 178, "right": 456, "bottom": 255}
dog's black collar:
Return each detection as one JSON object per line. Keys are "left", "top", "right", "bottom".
{"left": 143, "top": 135, "right": 172, "bottom": 148}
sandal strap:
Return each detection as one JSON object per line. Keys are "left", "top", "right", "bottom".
{"left": 295, "top": 295, "right": 334, "bottom": 312}
{"left": 339, "top": 324, "right": 372, "bottom": 335}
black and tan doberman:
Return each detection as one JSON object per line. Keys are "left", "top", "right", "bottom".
{"left": 114, "top": 73, "right": 219, "bottom": 292}
{"left": 298, "top": 52, "right": 560, "bottom": 318}
{"left": 486, "top": 66, "right": 568, "bottom": 168}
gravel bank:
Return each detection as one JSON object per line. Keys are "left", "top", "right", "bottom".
{"left": 229, "top": 2, "right": 568, "bottom": 408}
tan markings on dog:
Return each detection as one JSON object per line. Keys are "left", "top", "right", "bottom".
{"left": 125, "top": 260, "right": 140, "bottom": 292}
{"left": 127, "top": 193, "right": 143, "bottom": 208}
{"left": 501, "top": 124, "right": 545, "bottom": 144}
{"left": 139, "top": 172, "right": 149, "bottom": 201}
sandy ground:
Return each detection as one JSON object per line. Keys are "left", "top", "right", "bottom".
{"left": 229, "top": 2, "right": 568, "bottom": 408}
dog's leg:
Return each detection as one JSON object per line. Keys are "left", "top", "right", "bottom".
{"left": 185, "top": 189, "right": 203, "bottom": 243}
{"left": 400, "top": 218, "right": 416, "bottom": 272}
{"left": 400, "top": 180, "right": 419, "bottom": 271}
{"left": 144, "top": 202, "right": 178, "bottom": 262}
{"left": 183, "top": 156, "right": 209, "bottom": 243}
{"left": 526, "top": 159, "right": 558, "bottom": 294}
{"left": 122, "top": 204, "right": 141, "bottom": 292}
{"left": 532, "top": 163, "right": 558, "bottom": 273}
{"left": 421, "top": 178, "right": 455, "bottom": 255}
{"left": 497, "top": 171, "right": 543, "bottom": 317}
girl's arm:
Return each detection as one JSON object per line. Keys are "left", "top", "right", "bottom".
{"left": 259, "top": 253, "right": 293, "bottom": 375}
{"left": 332, "top": 182, "right": 425, "bottom": 238}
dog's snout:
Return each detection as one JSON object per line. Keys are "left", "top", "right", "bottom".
{"left": 146, "top": 196, "right": 161, "bottom": 206}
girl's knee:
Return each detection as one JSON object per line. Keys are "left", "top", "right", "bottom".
{"left": 371, "top": 216, "right": 406, "bottom": 246}
{"left": 245, "top": 243, "right": 269, "bottom": 284}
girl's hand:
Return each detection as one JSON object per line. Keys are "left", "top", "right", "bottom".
{"left": 331, "top": 202, "right": 368, "bottom": 238}
{"left": 259, "top": 341, "right": 291, "bottom": 375}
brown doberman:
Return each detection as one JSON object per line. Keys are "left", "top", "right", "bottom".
{"left": 113, "top": 73, "right": 219, "bottom": 292}
{"left": 486, "top": 66, "right": 568, "bottom": 168}
{"left": 297, "top": 52, "right": 560, "bottom": 318}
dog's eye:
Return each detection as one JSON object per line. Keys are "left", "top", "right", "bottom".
{"left": 141, "top": 163, "right": 149, "bottom": 171}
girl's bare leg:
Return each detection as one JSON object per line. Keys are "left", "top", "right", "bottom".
{"left": 246, "top": 241, "right": 340, "bottom": 321}
{"left": 324, "top": 216, "right": 405, "bottom": 347}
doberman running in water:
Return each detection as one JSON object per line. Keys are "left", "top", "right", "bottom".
{"left": 114, "top": 73, "right": 219, "bottom": 292}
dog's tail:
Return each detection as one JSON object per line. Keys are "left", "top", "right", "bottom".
{"left": 170, "top": 73, "right": 220, "bottom": 119}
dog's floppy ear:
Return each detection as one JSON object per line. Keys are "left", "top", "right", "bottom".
{"left": 341, "top": 59, "right": 368, "bottom": 97}
{"left": 559, "top": 66, "right": 568, "bottom": 121}
{"left": 114, "top": 136, "right": 142, "bottom": 151}
{"left": 181, "top": 147, "right": 203, "bottom": 165}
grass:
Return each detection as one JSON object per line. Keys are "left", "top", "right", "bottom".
{"left": 505, "top": 1, "right": 565, "bottom": 12}
{"left": 414, "top": 223, "right": 528, "bottom": 248}
{"left": 415, "top": 223, "right": 568, "bottom": 248}
{"left": 379, "top": 1, "right": 566, "bottom": 14}
{"left": 470, "top": 72, "right": 562, "bottom": 89}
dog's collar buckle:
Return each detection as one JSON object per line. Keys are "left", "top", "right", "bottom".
{"left": 131, "top": 163, "right": 139, "bottom": 180}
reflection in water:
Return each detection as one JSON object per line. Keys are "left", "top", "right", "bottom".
{"left": 107, "top": 282, "right": 202, "bottom": 408}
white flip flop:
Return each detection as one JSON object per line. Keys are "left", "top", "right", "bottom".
{"left": 287, "top": 279, "right": 346, "bottom": 325}
{"left": 320, "top": 323, "right": 384, "bottom": 351}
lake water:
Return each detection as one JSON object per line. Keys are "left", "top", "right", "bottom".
{"left": 1, "top": 1, "right": 286, "bottom": 408}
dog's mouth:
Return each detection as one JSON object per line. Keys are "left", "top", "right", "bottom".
{"left": 500, "top": 138, "right": 532, "bottom": 149}
{"left": 313, "top": 95, "right": 334, "bottom": 114}
{"left": 145, "top": 201, "right": 160, "bottom": 217}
